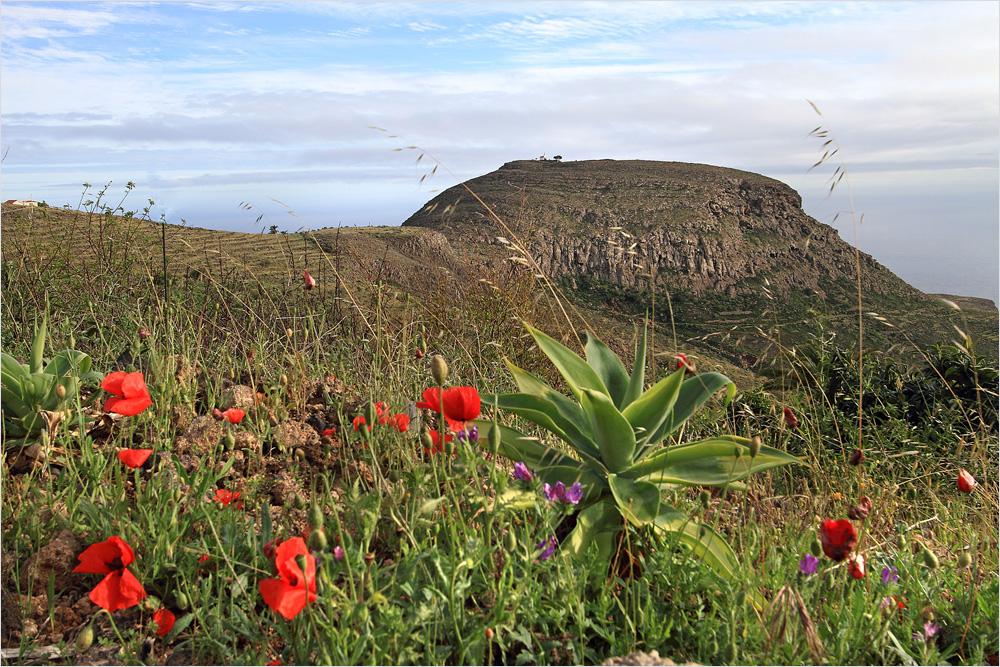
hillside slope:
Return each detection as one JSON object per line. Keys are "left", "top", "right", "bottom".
{"left": 402, "top": 159, "right": 997, "bottom": 366}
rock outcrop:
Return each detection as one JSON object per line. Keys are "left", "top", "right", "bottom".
{"left": 402, "top": 159, "right": 921, "bottom": 302}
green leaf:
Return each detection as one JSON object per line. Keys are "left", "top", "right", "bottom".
{"left": 585, "top": 333, "right": 629, "bottom": 408}
{"left": 580, "top": 388, "right": 635, "bottom": 473}
{"left": 525, "top": 324, "right": 609, "bottom": 402}
{"left": 652, "top": 503, "right": 741, "bottom": 582}
{"left": 30, "top": 316, "right": 47, "bottom": 374}
{"left": 621, "top": 322, "right": 647, "bottom": 409}
{"left": 483, "top": 392, "right": 601, "bottom": 463}
{"left": 43, "top": 349, "right": 93, "bottom": 379}
{"left": 563, "top": 497, "right": 621, "bottom": 561}
{"left": 607, "top": 474, "right": 660, "bottom": 526}
{"left": 470, "top": 420, "right": 580, "bottom": 470}
{"left": 1, "top": 352, "right": 28, "bottom": 384}
{"left": 622, "top": 367, "right": 684, "bottom": 449}
{"left": 489, "top": 487, "right": 538, "bottom": 512}
{"left": 626, "top": 436, "right": 802, "bottom": 488}
{"left": 653, "top": 373, "right": 736, "bottom": 441}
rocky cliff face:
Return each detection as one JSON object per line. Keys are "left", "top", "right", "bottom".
{"left": 402, "top": 159, "right": 921, "bottom": 302}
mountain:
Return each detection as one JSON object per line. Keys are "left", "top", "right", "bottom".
{"left": 401, "top": 159, "right": 997, "bottom": 367}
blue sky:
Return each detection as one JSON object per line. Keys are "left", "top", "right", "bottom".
{"left": 2, "top": 1, "right": 998, "bottom": 303}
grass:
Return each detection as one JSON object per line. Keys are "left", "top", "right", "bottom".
{"left": 0, "top": 173, "right": 997, "bottom": 666}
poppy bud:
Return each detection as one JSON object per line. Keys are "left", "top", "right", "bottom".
{"left": 957, "top": 551, "right": 972, "bottom": 568}
{"left": 307, "top": 528, "right": 327, "bottom": 552}
{"left": 699, "top": 490, "right": 711, "bottom": 509}
{"left": 488, "top": 424, "right": 502, "bottom": 453}
{"left": 957, "top": 469, "right": 976, "bottom": 493}
{"left": 138, "top": 327, "right": 152, "bottom": 340}
{"left": 224, "top": 431, "right": 236, "bottom": 450}
{"left": 295, "top": 554, "right": 309, "bottom": 573}
{"left": 430, "top": 355, "right": 449, "bottom": 386}
{"left": 849, "top": 448, "right": 865, "bottom": 466}
{"left": 847, "top": 496, "right": 873, "bottom": 521}
{"left": 921, "top": 606, "right": 935, "bottom": 622}
{"left": 896, "top": 535, "right": 907, "bottom": 552}
{"left": 733, "top": 444, "right": 742, "bottom": 458}
{"left": 76, "top": 624, "right": 94, "bottom": 652}
{"left": 304, "top": 270, "right": 316, "bottom": 290}
{"left": 211, "top": 408, "right": 224, "bottom": 421}
{"left": 174, "top": 591, "right": 189, "bottom": 610}
{"left": 810, "top": 537, "right": 822, "bottom": 557}
{"left": 293, "top": 493, "right": 306, "bottom": 510}
{"left": 364, "top": 552, "right": 375, "bottom": 567}
{"left": 55, "top": 384, "right": 66, "bottom": 400}
{"left": 504, "top": 530, "right": 518, "bottom": 552}
{"left": 749, "top": 436, "right": 762, "bottom": 458}
{"left": 286, "top": 328, "right": 294, "bottom": 339}
{"left": 783, "top": 407, "right": 798, "bottom": 429}
{"left": 922, "top": 548, "right": 939, "bottom": 569}
{"left": 388, "top": 470, "right": 401, "bottom": 483}
{"left": 307, "top": 505, "right": 324, "bottom": 531}
{"left": 420, "top": 430, "right": 434, "bottom": 451}
{"left": 485, "top": 628, "right": 495, "bottom": 641}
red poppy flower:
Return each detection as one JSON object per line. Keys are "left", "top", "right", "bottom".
{"left": 374, "top": 402, "right": 389, "bottom": 424}
{"left": 153, "top": 608, "right": 175, "bottom": 636}
{"left": 417, "top": 387, "right": 481, "bottom": 430}
{"left": 321, "top": 428, "right": 336, "bottom": 437}
{"left": 138, "top": 327, "right": 152, "bottom": 341}
{"left": 223, "top": 408, "right": 245, "bottom": 424}
{"left": 117, "top": 449, "right": 152, "bottom": 468}
{"left": 214, "top": 489, "right": 243, "bottom": 509}
{"left": 958, "top": 469, "right": 976, "bottom": 493}
{"left": 783, "top": 407, "right": 799, "bottom": 429}
{"left": 259, "top": 537, "right": 317, "bottom": 619}
{"left": 385, "top": 413, "right": 410, "bottom": 432}
{"left": 423, "top": 429, "right": 454, "bottom": 456}
{"left": 198, "top": 554, "right": 210, "bottom": 564}
{"left": 818, "top": 518, "right": 857, "bottom": 562}
{"left": 72, "top": 536, "right": 147, "bottom": 612}
{"left": 352, "top": 416, "right": 370, "bottom": 433}
{"left": 848, "top": 553, "right": 866, "bottom": 579}
{"left": 304, "top": 270, "right": 316, "bottom": 291}
{"left": 674, "top": 354, "right": 695, "bottom": 373}
{"left": 102, "top": 371, "right": 152, "bottom": 416}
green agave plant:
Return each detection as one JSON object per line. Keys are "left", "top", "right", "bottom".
{"left": 1, "top": 315, "right": 102, "bottom": 449}
{"left": 473, "top": 323, "right": 801, "bottom": 583}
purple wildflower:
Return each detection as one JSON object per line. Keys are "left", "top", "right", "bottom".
{"left": 881, "top": 566, "right": 899, "bottom": 585}
{"left": 468, "top": 426, "right": 478, "bottom": 444}
{"left": 333, "top": 545, "right": 345, "bottom": 561}
{"left": 923, "top": 621, "right": 939, "bottom": 638}
{"left": 536, "top": 534, "right": 557, "bottom": 561}
{"left": 564, "top": 482, "right": 583, "bottom": 505}
{"left": 513, "top": 462, "right": 533, "bottom": 481}
{"left": 799, "top": 553, "right": 819, "bottom": 575}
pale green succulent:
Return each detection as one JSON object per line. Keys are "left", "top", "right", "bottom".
{"left": 475, "top": 323, "right": 801, "bottom": 583}
{"left": 1, "top": 316, "right": 102, "bottom": 448}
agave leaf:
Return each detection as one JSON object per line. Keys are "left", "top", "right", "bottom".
{"left": 43, "top": 350, "right": 93, "bottom": 379}
{"left": 585, "top": 333, "right": 629, "bottom": 408}
{"left": 30, "top": 316, "right": 47, "bottom": 374}
{"left": 488, "top": 487, "right": 538, "bottom": 512}
{"left": 1, "top": 383, "right": 33, "bottom": 420}
{"left": 652, "top": 502, "right": 741, "bottom": 582}
{"left": 1, "top": 352, "right": 28, "bottom": 384}
{"left": 505, "top": 361, "right": 596, "bottom": 436}
{"left": 580, "top": 388, "right": 635, "bottom": 473}
{"left": 622, "top": 367, "right": 684, "bottom": 449}
{"left": 627, "top": 436, "right": 802, "bottom": 487}
{"left": 653, "top": 373, "right": 736, "bottom": 442}
{"left": 525, "top": 324, "right": 609, "bottom": 402}
{"left": 607, "top": 473, "right": 660, "bottom": 526}
{"left": 470, "top": 420, "right": 579, "bottom": 470}
{"left": 563, "top": 497, "right": 621, "bottom": 561}
{"left": 621, "top": 322, "right": 647, "bottom": 409}
{"left": 483, "top": 392, "right": 601, "bottom": 463}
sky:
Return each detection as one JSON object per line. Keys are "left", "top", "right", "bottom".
{"left": 2, "top": 1, "right": 998, "bottom": 303}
